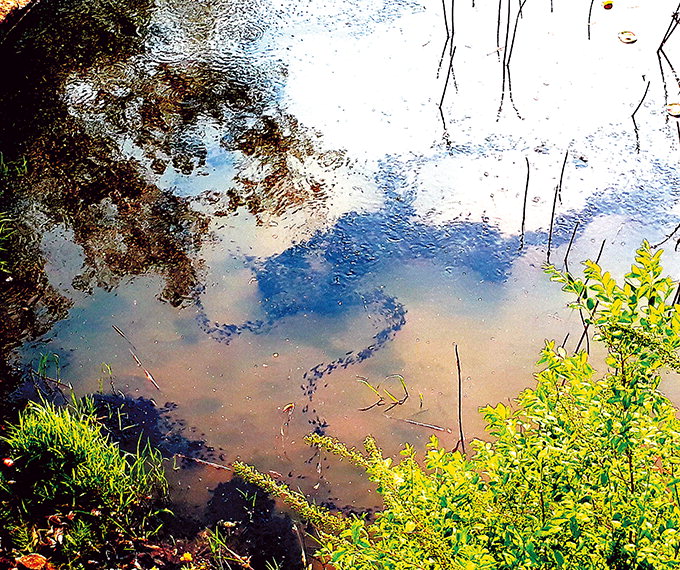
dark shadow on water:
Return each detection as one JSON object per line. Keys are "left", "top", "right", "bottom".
{"left": 206, "top": 478, "right": 305, "bottom": 570}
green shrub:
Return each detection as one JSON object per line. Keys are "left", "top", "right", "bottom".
{"left": 234, "top": 241, "right": 680, "bottom": 569}
{"left": 0, "top": 396, "right": 167, "bottom": 565}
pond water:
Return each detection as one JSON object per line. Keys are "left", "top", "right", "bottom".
{"left": 2, "top": 0, "right": 680, "bottom": 515}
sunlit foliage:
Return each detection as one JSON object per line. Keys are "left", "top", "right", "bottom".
{"left": 235, "top": 241, "right": 680, "bottom": 569}
{"left": 0, "top": 397, "right": 167, "bottom": 566}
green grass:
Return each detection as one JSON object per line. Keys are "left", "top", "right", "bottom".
{"left": 0, "top": 212, "right": 13, "bottom": 273}
{"left": 0, "top": 396, "right": 168, "bottom": 566}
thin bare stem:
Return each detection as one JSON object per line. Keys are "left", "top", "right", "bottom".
{"left": 631, "top": 80, "right": 651, "bottom": 153}
{"left": 519, "top": 156, "right": 530, "bottom": 250}
{"left": 563, "top": 220, "right": 580, "bottom": 272}
{"left": 587, "top": 0, "right": 595, "bottom": 40}
{"left": 557, "top": 149, "right": 569, "bottom": 203}
{"left": 455, "top": 344, "right": 466, "bottom": 454}
{"left": 547, "top": 182, "right": 560, "bottom": 264}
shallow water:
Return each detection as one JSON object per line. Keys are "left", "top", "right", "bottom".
{"left": 2, "top": 0, "right": 680, "bottom": 514}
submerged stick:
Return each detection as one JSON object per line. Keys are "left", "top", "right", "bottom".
{"left": 454, "top": 344, "right": 466, "bottom": 454}
{"left": 519, "top": 156, "right": 530, "bottom": 250}
{"left": 631, "top": 80, "right": 651, "bottom": 152}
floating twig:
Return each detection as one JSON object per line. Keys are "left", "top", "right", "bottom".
{"left": 129, "top": 348, "right": 143, "bottom": 367}
{"left": 385, "top": 416, "right": 453, "bottom": 433}
{"left": 519, "top": 156, "right": 530, "bottom": 250}
{"left": 454, "top": 344, "right": 466, "bottom": 454}
{"left": 112, "top": 324, "right": 136, "bottom": 349}
{"left": 143, "top": 368, "right": 161, "bottom": 391}
{"left": 129, "top": 349, "right": 161, "bottom": 391}
{"left": 631, "top": 80, "right": 651, "bottom": 153}
{"left": 175, "top": 454, "right": 232, "bottom": 471}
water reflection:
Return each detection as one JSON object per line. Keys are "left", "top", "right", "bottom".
{"left": 2, "top": 0, "right": 680, "bottom": 514}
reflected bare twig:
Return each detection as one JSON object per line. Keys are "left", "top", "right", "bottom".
{"left": 631, "top": 80, "right": 651, "bottom": 152}
{"left": 454, "top": 344, "right": 466, "bottom": 454}
{"left": 519, "top": 156, "right": 530, "bottom": 251}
